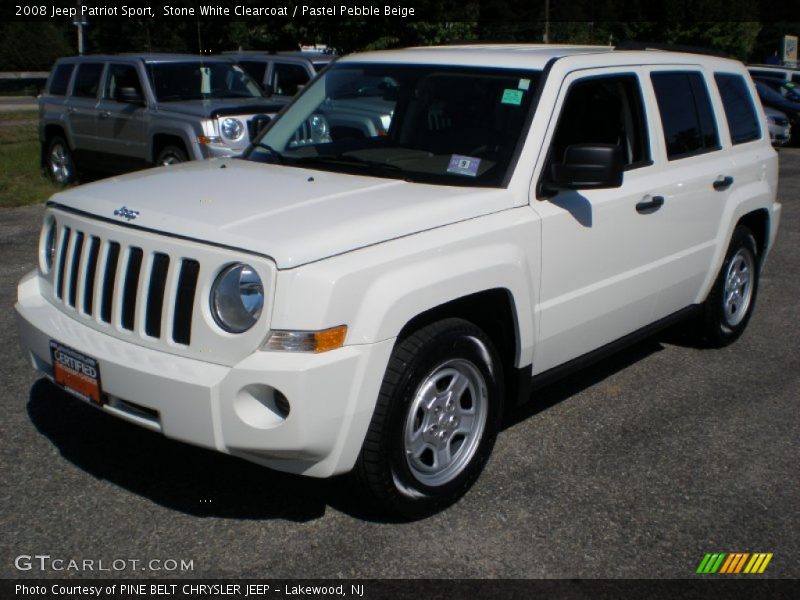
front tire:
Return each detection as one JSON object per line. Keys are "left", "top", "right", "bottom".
{"left": 355, "top": 318, "right": 504, "bottom": 518}
{"left": 156, "top": 145, "right": 188, "bottom": 166}
{"left": 701, "top": 225, "right": 760, "bottom": 346}
{"left": 45, "top": 136, "right": 76, "bottom": 184}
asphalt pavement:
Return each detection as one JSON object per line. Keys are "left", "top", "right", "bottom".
{"left": 1, "top": 151, "right": 798, "bottom": 579}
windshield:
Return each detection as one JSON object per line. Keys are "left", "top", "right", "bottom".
{"left": 147, "top": 62, "right": 263, "bottom": 101}
{"left": 244, "top": 63, "right": 541, "bottom": 187}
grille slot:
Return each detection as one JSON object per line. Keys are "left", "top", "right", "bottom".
{"left": 82, "top": 236, "right": 100, "bottom": 315}
{"left": 145, "top": 253, "right": 170, "bottom": 338}
{"left": 120, "top": 247, "right": 143, "bottom": 331}
{"left": 172, "top": 259, "right": 200, "bottom": 345}
{"left": 55, "top": 227, "right": 71, "bottom": 300}
{"left": 67, "top": 232, "right": 84, "bottom": 307}
{"left": 100, "top": 242, "right": 121, "bottom": 323}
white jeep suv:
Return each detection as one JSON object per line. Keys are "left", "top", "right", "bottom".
{"left": 16, "top": 45, "right": 781, "bottom": 517}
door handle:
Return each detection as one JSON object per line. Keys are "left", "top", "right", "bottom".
{"left": 635, "top": 195, "right": 664, "bottom": 214}
{"left": 66, "top": 107, "right": 76, "bottom": 114}
{"left": 98, "top": 110, "right": 110, "bottom": 119}
{"left": 713, "top": 175, "right": 734, "bottom": 191}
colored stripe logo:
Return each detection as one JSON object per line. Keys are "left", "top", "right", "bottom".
{"left": 696, "top": 553, "right": 773, "bottom": 574}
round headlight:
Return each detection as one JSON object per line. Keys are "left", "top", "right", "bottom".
{"left": 211, "top": 263, "right": 264, "bottom": 333}
{"left": 41, "top": 219, "right": 57, "bottom": 273}
{"left": 309, "top": 114, "right": 330, "bottom": 142}
{"left": 220, "top": 117, "right": 245, "bottom": 140}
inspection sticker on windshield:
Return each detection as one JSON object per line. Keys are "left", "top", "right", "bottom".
{"left": 502, "top": 89, "right": 524, "bottom": 105}
{"left": 447, "top": 155, "right": 480, "bottom": 177}
{"left": 518, "top": 78, "right": 531, "bottom": 90}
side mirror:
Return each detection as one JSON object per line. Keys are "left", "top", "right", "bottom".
{"left": 549, "top": 144, "right": 623, "bottom": 190}
{"left": 117, "top": 87, "right": 144, "bottom": 105}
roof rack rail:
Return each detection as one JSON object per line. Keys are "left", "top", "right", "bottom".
{"left": 614, "top": 41, "right": 729, "bottom": 58}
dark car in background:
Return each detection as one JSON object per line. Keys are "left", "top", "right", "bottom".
{"left": 753, "top": 79, "right": 800, "bottom": 145}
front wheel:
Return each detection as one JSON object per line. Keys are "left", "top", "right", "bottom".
{"left": 700, "top": 225, "right": 760, "bottom": 346}
{"left": 355, "top": 318, "right": 504, "bottom": 518}
{"left": 156, "top": 145, "right": 188, "bottom": 166}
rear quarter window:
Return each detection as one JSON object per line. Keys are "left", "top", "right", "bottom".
{"left": 651, "top": 71, "right": 720, "bottom": 160}
{"left": 48, "top": 64, "right": 74, "bottom": 96}
{"left": 714, "top": 73, "right": 761, "bottom": 144}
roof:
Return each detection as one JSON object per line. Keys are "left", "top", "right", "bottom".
{"left": 340, "top": 44, "right": 746, "bottom": 71}
{"left": 57, "top": 53, "right": 234, "bottom": 64}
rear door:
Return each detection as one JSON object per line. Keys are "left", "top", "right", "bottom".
{"left": 643, "top": 68, "right": 733, "bottom": 319}
{"left": 67, "top": 62, "right": 105, "bottom": 154}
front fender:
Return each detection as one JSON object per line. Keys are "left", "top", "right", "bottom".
{"left": 270, "top": 208, "right": 540, "bottom": 368}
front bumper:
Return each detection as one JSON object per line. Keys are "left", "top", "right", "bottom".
{"left": 15, "top": 270, "right": 394, "bottom": 477}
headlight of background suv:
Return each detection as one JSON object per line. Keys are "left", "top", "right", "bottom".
{"left": 210, "top": 263, "right": 264, "bottom": 333}
{"left": 220, "top": 117, "right": 245, "bottom": 141}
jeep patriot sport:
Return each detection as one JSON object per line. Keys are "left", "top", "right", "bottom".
{"left": 16, "top": 45, "right": 781, "bottom": 516}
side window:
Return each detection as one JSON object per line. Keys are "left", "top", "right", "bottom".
{"left": 271, "top": 63, "right": 310, "bottom": 96}
{"left": 651, "top": 72, "right": 720, "bottom": 159}
{"left": 72, "top": 63, "right": 104, "bottom": 99}
{"left": 104, "top": 64, "right": 143, "bottom": 100}
{"left": 547, "top": 74, "right": 650, "bottom": 170}
{"left": 714, "top": 73, "right": 761, "bottom": 144}
{"left": 239, "top": 61, "right": 267, "bottom": 85}
{"left": 48, "top": 64, "right": 74, "bottom": 96}
{"left": 793, "top": 74, "right": 800, "bottom": 85}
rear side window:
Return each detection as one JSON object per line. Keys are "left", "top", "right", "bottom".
{"left": 714, "top": 73, "right": 761, "bottom": 144}
{"left": 238, "top": 61, "right": 268, "bottom": 84}
{"left": 793, "top": 74, "right": 800, "bottom": 84}
{"left": 48, "top": 64, "right": 74, "bottom": 96}
{"left": 651, "top": 72, "right": 720, "bottom": 159}
{"left": 271, "top": 63, "right": 310, "bottom": 96}
{"left": 72, "top": 63, "right": 104, "bottom": 98}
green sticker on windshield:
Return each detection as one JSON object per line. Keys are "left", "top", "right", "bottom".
{"left": 501, "top": 89, "right": 523, "bottom": 105}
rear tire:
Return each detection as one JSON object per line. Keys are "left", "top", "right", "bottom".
{"left": 156, "top": 145, "right": 188, "bottom": 166}
{"left": 45, "top": 136, "right": 76, "bottom": 184}
{"left": 700, "top": 225, "right": 760, "bottom": 346}
{"left": 354, "top": 318, "right": 504, "bottom": 518}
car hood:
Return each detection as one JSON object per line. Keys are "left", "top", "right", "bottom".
{"left": 49, "top": 159, "right": 515, "bottom": 269}
{"left": 154, "top": 98, "right": 285, "bottom": 118}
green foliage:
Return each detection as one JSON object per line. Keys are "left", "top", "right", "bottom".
{"left": 0, "top": 22, "right": 73, "bottom": 70}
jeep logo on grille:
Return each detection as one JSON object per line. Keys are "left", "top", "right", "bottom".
{"left": 113, "top": 206, "right": 139, "bottom": 221}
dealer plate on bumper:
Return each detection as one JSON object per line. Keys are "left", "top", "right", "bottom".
{"left": 49, "top": 340, "right": 103, "bottom": 405}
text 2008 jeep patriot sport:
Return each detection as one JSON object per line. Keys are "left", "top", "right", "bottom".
{"left": 16, "top": 45, "right": 781, "bottom": 516}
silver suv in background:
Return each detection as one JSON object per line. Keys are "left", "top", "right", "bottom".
{"left": 40, "top": 54, "right": 284, "bottom": 183}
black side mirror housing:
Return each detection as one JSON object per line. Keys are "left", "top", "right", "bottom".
{"left": 117, "top": 87, "right": 144, "bottom": 105}
{"left": 549, "top": 144, "right": 624, "bottom": 190}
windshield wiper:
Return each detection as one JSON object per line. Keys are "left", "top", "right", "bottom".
{"left": 290, "top": 154, "right": 409, "bottom": 178}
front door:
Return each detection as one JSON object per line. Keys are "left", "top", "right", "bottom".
{"left": 531, "top": 68, "right": 667, "bottom": 374}
{"left": 95, "top": 63, "right": 148, "bottom": 167}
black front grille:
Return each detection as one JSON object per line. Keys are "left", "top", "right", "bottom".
{"left": 53, "top": 227, "right": 199, "bottom": 345}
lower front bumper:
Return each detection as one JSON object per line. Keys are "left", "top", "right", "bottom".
{"left": 15, "top": 271, "right": 395, "bottom": 477}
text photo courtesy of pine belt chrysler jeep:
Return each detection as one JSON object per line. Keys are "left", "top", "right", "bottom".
{"left": 16, "top": 45, "right": 780, "bottom": 517}
{"left": 39, "top": 54, "right": 285, "bottom": 184}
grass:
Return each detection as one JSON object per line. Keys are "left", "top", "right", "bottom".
{"left": 0, "top": 112, "right": 62, "bottom": 208}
